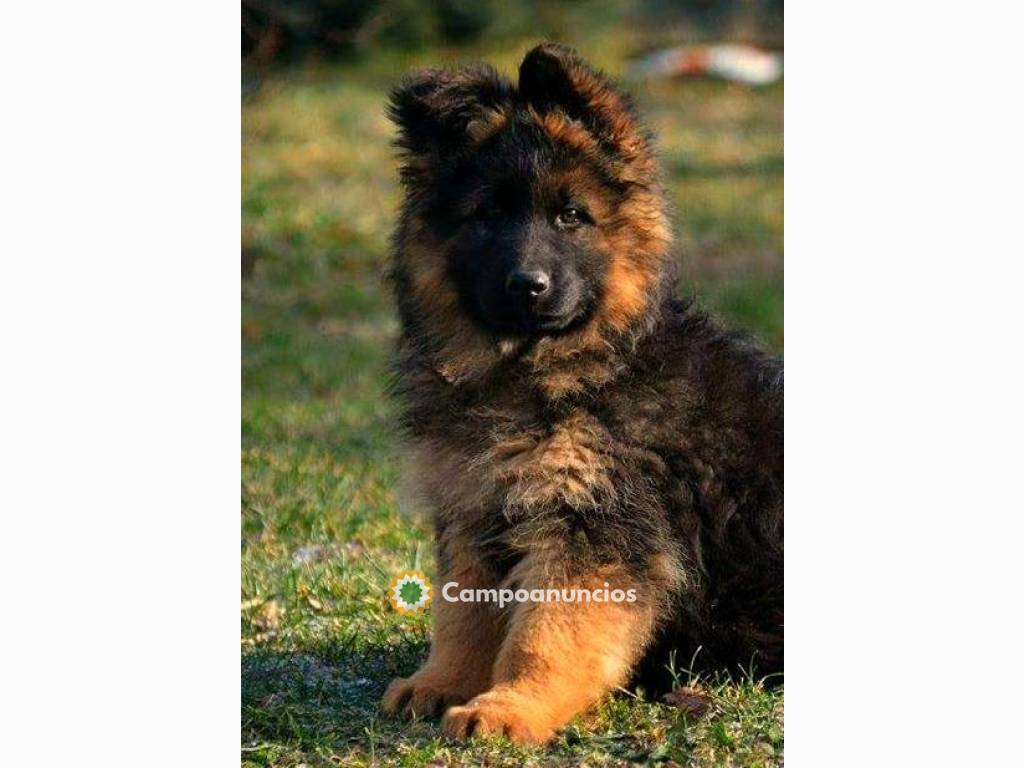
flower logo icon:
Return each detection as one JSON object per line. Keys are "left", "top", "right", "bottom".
{"left": 389, "top": 571, "right": 432, "bottom": 615}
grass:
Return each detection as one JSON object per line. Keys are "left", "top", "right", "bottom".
{"left": 242, "top": 29, "right": 783, "bottom": 768}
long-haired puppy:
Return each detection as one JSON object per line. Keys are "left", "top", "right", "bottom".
{"left": 381, "top": 43, "right": 783, "bottom": 744}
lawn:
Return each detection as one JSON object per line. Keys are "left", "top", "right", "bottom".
{"left": 242, "top": 31, "right": 783, "bottom": 768}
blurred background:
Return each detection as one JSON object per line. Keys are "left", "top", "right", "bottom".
{"left": 242, "top": 2, "right": 782, "bottom": 765}
{"left": 242, "top": 0, "right": 782, "bottom": 63}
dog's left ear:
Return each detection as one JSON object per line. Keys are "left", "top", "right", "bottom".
{"left": 518, "top": 43, "right": 646, "bottom": 158}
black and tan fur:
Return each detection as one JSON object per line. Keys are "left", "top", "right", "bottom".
{"left": 381, "top": 43, "right": 783, "bottom": 744}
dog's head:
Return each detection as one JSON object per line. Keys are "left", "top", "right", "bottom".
{"left": 389, "top": 43, "right": 671, "bottom": 346}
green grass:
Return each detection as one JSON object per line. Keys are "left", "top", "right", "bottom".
{"left": 242, "top": 31, "right": 783, "bottom": 768}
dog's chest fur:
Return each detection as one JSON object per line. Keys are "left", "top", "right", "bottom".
{"left": 402, "top": 360, "right": 685, "bottom": 560}
{"left": 413, "top": 403, "right": 617, "bottom": 516}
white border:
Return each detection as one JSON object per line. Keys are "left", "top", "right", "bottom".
{"left": 787, "top": 3, "right": 1024, "bottom": 765}
{"left": 2, "top": 2, "right": 238, "bottom": 764}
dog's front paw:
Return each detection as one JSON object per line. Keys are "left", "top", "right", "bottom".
{"left": 381, "top": 673, "right": 471, "bottom": 719}
{"left": 441, "top": 691, "right": 554, "bottom": 745}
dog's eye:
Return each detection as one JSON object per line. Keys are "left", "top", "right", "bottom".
{"left": 555, "top": 207, "right": 585, "bottom": 229}
{"left": 472, "top": 203, "right": 500, "bottom": 221}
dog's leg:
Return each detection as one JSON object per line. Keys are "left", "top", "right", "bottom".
{"left": 441, "top": 558, "right": 660, "bottom": 744}
{"left": 381, "top": 539, "right": 505, "bottom": 718}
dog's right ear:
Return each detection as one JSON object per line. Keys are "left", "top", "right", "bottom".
{"left": 388, "top": 65, "right": 512, "bottom": 162}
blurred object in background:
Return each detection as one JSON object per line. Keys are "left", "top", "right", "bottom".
{"left": 628, "top": 43, "right": 782, "bottom": 85}
{"left": 640, "top": 0, "right": 783, "bottom": 47}
{"left": 241, "top": 0, "right": 784, "bottom": 67}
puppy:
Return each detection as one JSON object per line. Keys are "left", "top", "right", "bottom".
{"left": 381, "top": 43, "right": 783, "bottom": 744}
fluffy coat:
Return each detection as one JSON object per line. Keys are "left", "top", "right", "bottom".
{"left": 381, "top": 43, "right": 783, "bottom": 745}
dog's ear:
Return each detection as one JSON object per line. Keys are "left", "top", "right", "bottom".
{"left": 518, "top": 43, "right": 645, "bottom": 157}
{"left": 388, "top": 65, "right": 512, "bottom": 162}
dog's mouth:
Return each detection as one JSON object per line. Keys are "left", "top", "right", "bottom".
{"left": 530, "top": 312, "right": 576, "bottom": 330}
{"left": 485, "top": 305, "right": 590, "bottom": 337}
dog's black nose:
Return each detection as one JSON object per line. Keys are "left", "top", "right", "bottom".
{"left": 506, "top": 270, "right": 550, "bottom": 298}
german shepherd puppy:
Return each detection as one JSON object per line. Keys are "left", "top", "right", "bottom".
{"left": 381, "top": 43, "right": 783, "bottom": 744}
